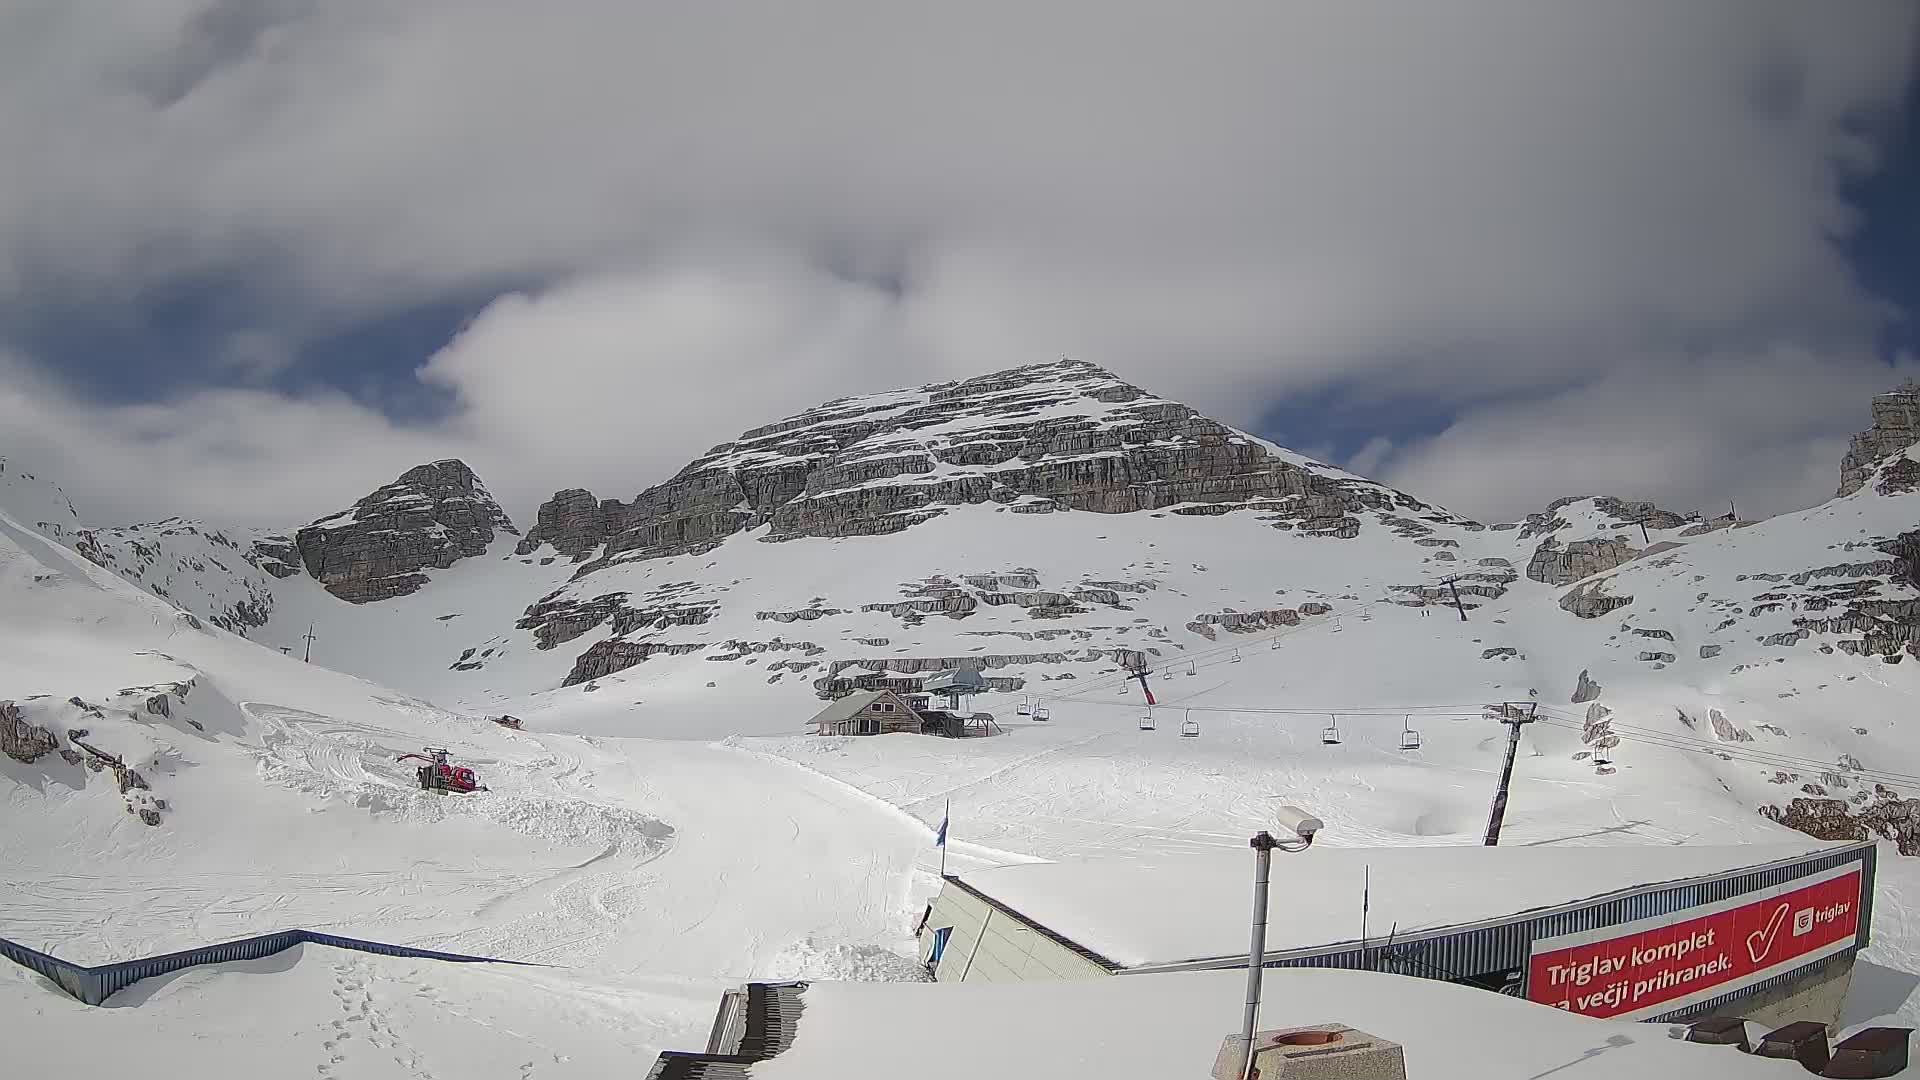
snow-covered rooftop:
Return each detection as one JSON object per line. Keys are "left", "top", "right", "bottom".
{"left": 750, "top": 967, "right": 1806, "bottom": 1080}
{"left": 956, "top": 841, "right": 1850, "bottom": 968}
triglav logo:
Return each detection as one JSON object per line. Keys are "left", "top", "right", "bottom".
{"left": 1745, "top": 903, "right": 1789, "bottom": 964}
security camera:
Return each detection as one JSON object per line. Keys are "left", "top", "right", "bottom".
{"left": 1273, "top": 805, "right": 1323, "bottom": 842}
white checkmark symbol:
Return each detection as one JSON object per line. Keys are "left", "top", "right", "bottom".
{"left": 1747, "top": 903, "right": 1790, "bottom": 963}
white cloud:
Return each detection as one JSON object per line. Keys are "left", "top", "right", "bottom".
{"left": 0, "top": 349, "right": 450, "bottom": 526}
{"left": 1381, "top": 347, "right": 1920, "bottom": 522}
{"left": 0, "top": 3, "right": 1913, "bottom": 524}
{"left": 1345, "top": 437, "right": 1397, "bottom": 480}
{"left": 418, "top": 260, "right": 936, "bottom": 514}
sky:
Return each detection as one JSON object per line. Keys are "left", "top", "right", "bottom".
{"left": 0, "top": 1, "right": 1916, "bottom": 528}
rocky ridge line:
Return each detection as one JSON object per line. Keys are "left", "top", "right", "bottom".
{"left": 296, "top": 459, "right": 519, "bottom": 603}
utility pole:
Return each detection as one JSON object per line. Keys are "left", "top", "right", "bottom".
{"left": 1635, "top": 517, "right": 1650, "bottom": 545}
{"left": 1127, "top": 662, "right": 1156, "bottom": 706}
{"left": 1441, "top": 576, "right": 1469, "bottom": 622}
{"left": 1236, "top": 810, "right": 1318, "bottom": 1080}
{"left": 1241, "top": 831, "right": 1277, "bottom": 1080}
{"left": 302, "top": 624, "right": 318, "bottom": 663}
{"left": 1482, "top": 703, "right": 1537, "bottom": 846}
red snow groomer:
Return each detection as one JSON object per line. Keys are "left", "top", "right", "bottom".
{"left": 397, "top": 747, "right": 485, "bottom": 794}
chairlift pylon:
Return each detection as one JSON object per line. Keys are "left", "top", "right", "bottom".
{"left": 1322, "top": 714, "right": 1342, "bottom": 745}
{"left": 1180, "top": 709, "right": 1200, "bottom": 738}
{"left": 1399, "top": 715, "right": 1422, "bottom": 752}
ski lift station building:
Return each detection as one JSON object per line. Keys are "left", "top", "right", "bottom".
{"left": 916, "top": 840, "right": 1877, "bottom": 1028}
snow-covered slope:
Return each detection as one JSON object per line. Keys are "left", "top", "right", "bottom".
{"left": 0, "top": 455, "right": 79, "bottom": 537}
{"left": 14, "top": 366, "right": 1920, "bottom": 1071}
{"left": 0, "top": 488, "right": 931, "bottom": 984}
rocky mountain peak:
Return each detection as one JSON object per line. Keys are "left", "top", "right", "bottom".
{"left": 516, "top": 358, "right": 1458, "bottom": 575}
{"left": 1839, "top": 381, "right": 1920, "bottom": 497}
{"left": 508, "top": 359, "right": 1480, "bottom": 665}
{"left": 295, "top": 458, "right": 518, "bottom": 603}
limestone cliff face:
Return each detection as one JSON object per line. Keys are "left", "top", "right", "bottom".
{"left": 1839, "top": 382, "right": 1920, "bottom": 497}
{"left": 296, "top": 459, "right": 518, "bottom": 603}
{"left": 514, "top": 488, "right": 618, "bottom": 560}
{"left": 521, "top": 360, "right": 1458, "bottom": 571}
{"left": 511, "top": 360, "right": 1473, "bottom": 654}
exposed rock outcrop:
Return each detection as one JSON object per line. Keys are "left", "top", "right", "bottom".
{"left": 1783, "top": 527, "right": 1920, "bottom": 657}
{"left": 296, "top": 460, "right": 518, "bottom": 603}
{"left": 1560, "top": 581, "right": 1633, "bottom": 619}
{"left": 1764, "top": 792, "right": 1920, "bottom": 855}
{"left": 250, "top": 534, "right": 304, "bottom": 579}
{"left": 1526, "top": 537, "right": 1640, "bottom": 586}
{"left": 68, "top": 520, "right": 279, "bottom": 633}
{"left": 1, "top": 701, "right": 58, "bottom": 763}
{"left": 544, "top": 360, "right": 1466, "bottom": 578}
{"left": 1189, "top": 608, "right": 1305, "bottom": 633}
{"left": 518, "top": 584, "right": 719, "bottom": 650}
{"left": 516, "top": 488, "right": 619, "bottom": 560}
{"left": 1839, "top": 382, "right": 1920, "bottom": 496}
{"left": 563, "top": 639, "right": 706, "bottom": 686}
{"left": 1570, "top": 669, "right": 1602, "bottom": 704}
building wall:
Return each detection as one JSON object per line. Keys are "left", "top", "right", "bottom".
{"left": 921, "top": 886, "right": 1110, "bottom": 983}
{"left": 921, "top": 843, "right": 1876, "bottom": 1027}
{"left": 1727, "top": 954, "right": 1856, "bottom": 1032}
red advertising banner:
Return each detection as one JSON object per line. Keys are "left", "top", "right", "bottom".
{"left": 1527, "top": 864, "right": 1862, "bottom": 1021}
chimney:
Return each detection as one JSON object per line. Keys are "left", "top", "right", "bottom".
{"left": 1212, "top": 1024, "right": 1406, "bottom": 1079}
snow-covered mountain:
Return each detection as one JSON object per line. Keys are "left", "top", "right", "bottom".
{"left": 19, "top": 362, "right": 1920, "bottom": 845}
{"left": 28, "top": 361, "right": 1920, "bottom": 762}
{"left": 13, "top": 362, "right": 1920, "bottom": 1071}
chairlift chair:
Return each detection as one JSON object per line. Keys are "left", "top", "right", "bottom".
{"left": 1180, "top": 710, "right": 1200, "bottom": 738}
{"left": 1399, "top": 716, "right": 1422, "bottom": 752}
{"left": 1231, "top": 648, "right": 1243, "bottom": 664}
{"left": 1016, "top": 695, "right": 1032, "bottom": 717}
{"left": 1139, "top": 708, "right": 1155, "bottom": 731}
{"left": 1034, "top": 705, "right": 1050, "bottom": 722}
{"left": 1322, "top": 715, "right": 1342, "bottom": 745}
{"left": 1186, "top": 660, "right": 1197, "bottom": 676}
{"left": 1332, "top": 618, "right": 1345, "bottom": 633}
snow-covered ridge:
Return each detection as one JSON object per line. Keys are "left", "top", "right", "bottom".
{"left": 0, "top": 456, "right": 79, "bottom": 537}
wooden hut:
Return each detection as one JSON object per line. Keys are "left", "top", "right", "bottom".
{"left": 808, "top": 689, "right": 925, "bottom": 736}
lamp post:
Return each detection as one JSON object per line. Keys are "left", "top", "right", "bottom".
{"left": 1238, "top": 806, "right": 1321, "bottom": 1080}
